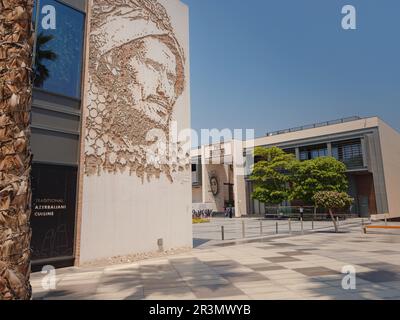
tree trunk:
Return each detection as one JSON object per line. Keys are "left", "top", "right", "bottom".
{"left": 0, "top": 0, "right": 34, "bottom": 300}
{"left": 328, "top": 209, "right": 338, "bottom": 233}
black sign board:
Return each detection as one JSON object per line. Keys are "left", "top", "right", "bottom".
{"left": 31, "top": 163, "right": 77, "bottom": 269}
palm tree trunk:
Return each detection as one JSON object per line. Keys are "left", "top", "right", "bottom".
{"left": 0, "top": 0, "right": 34, "bottom": 300}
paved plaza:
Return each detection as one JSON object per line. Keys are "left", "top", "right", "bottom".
{"left": 32, "top": 221, "right": 400, "bottom": 300}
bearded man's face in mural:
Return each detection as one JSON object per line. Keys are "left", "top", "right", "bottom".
{"left": 99, "top": 35, "right": 181, "bottom": 139}
{"left": 127, "top": 37, "right": 178, "bottom": 128}
{"left": 85, "top": 1, "right": 188, "bottom": 181}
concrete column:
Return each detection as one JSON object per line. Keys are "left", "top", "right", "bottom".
{"left": 360, "top": 137, "right": 368, "bottom": 168}
{"left": 201, "top": 145, "right": 208, "bottom": 204}
{"left": 232, "top": 140, "right": 247, "bottom": 217}
{"left": 295, "top": 147, "right": 300, "bottom": 160}
{"left": 327, "top": 142, "right": 333, "bottom": 157}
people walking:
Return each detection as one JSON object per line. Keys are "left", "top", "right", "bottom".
{"left": 228, "top": 206, "right": 233, "bottom": 219}
{"left": 299, "top": 206, "right": 304, "bottom": 220}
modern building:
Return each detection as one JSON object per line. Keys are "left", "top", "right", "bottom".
{"left": 192, "top": 116, "right": 400, "bottom": 220}
{"left": 30, "top": 0, "right": 192, "bottom": 270}
{"left": 24, "top": 1, "right": 400, "bottom": 272}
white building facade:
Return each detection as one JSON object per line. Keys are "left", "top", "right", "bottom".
{"left": 192, "top": 117, "right": 400, "bottom": 220}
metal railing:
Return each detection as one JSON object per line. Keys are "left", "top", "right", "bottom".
{"left": 262, "top": 206, "right": 354, "bottom": 220}
{"left": 266, "top": 116, "right": 362, "bottom": 137}
{"left": 193, "top": 215, "right": 368, "bottom": 242}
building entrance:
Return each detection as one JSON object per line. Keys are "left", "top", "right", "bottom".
{"left": 31, "top": 163, "right": 78, "bottom": 271}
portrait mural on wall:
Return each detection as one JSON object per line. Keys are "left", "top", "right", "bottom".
{"left": 209, "top": 175, "right": 219, "bottom": 197}
{"left": 85, "top": 0, "right": 189, "bottom": 182}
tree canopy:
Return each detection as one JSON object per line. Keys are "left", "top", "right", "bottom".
{"left": 313, "top": 191, "right": 354, "bottom": 211}
{"left": 250, "top": 147, "right": 296, "bottom": 205}
{"left": 250, "top": 147, "right": 350, "bottom": 207}
{"left": 291, "top": 157, "right": 348, "bottom": 205}
{"left": 313, "top": 191, "right": 354, "bottom": 232}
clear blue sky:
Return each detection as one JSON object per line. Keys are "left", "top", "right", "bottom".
{"left": 182, "top": 0, "right": 400, "bottom": 140}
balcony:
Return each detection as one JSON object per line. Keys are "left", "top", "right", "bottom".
{"left": 332, "top": 140, "right": 365, "bottom": 170}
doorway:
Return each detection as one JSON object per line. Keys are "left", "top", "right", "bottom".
{"left": 359, "top": 195, "right": 370, "bottom": 217}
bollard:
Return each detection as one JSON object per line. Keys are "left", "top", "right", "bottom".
{"left": 221, "top": 226, "right": 225, "bottom": 241}
{"left": 276, "top": 222, "right": 278, "bottom": 234}
{"left": 385, "top": 215, "right": 387, "bottom": 226}
{"left": 361, "top": 219, "right": 364, "bottom": 234}
{"left": 312, "top": 218, "right": 314, "bottom": 230}
{"left": 242, "top": 220, "right": 246, "bottom": 239}
{"left": 288, "top": 218, "right": 292, "bottom": 234}
{"left": 260, "top": 221, "right": 263, "bottom": 236}
{"left": 300, "top": 217, "right": 304, "bottom": 234}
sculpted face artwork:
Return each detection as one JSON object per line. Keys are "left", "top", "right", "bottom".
{"left": 85, "top": 0, "right": 189, "bottom": 182}
{"left": 210, "top": 176, "right": 219, "bottom": 196}
{"left": 129, "top": 37, "right": 177, "bottom": 127}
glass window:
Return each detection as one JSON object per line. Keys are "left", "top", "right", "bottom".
{"left": 33, "top": 0, "right": 85, "bottom": 98}
{"left": 319, "top": 148, "right": 328, "bottom": 157}
{"left": 332, "top": 147, "right": 339, "bottom": 160}
{"left": 300, "top": 146, "right": 327, "bottom": 160}
{"left": 332, "top": 140, "right": 364, "bottom": 169}
{"left": 311, "top": 150, "right": 319, "bottom": 159}
{"left": 299, "top": 151, "right": 309, "bottom": 161}
{"left": 283, "top": 148, "right": 296, "bottom": 156}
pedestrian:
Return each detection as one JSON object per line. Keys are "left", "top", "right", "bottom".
{"left": 229, "top": 206, "right": 233, "bottom": 219}
{"left": 299, "top": 206, "right": 304, "bottom": 221}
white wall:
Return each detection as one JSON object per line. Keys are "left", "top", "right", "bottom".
{"left": 192, "top": 187, "right": 202, "bottom": 203}
{"left": 80, "top": 174, "right": 192, "bottom": 261}
{"left": 78, "top": 0, "right": 192, "bottom": 263}
{"left": 378, "top": 120, "right": 400, "bottom": 218}
{"left": 233, "top": 140, "right": 248, "bottom": 217}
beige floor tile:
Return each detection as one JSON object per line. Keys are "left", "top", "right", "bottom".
{"left": 240, "top": 285, "right": 292, "bottom": 295}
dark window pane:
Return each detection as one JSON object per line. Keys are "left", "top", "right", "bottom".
{"left": 300, "top": 145, "right": 327, "bottom": 161}
{"left": 319, "top": 148, "right": 328, "bottom": 157}
{"left": 33, "top": 0, "right": 85, "bottom": 98}
{"left": 332, "top": 147, "right": 339, "bottom": 159}
{"left": 332, "top": 139, "right": 364, "bottom": 169}
{"left": 283, "top": 148, "right": 296, "bottom": 156}
{"left": 311, "top": 150, "right": 319, "bottom": 159}
{"left": 300, "top": 151, "right": 308, "bottom": 161}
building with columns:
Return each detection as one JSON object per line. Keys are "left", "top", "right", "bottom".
{"left": 192, "top": 116, "right": 400, "bottom": 220}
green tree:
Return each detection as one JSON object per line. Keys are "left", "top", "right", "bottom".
{"left": 313, "top": 191, "right": 354, "bottom": 233}
{"left": 291, "top": 157, "right": 348, "bottom": 205}
{"left": 250, "top": 147, "right": 296, "bottom": 205}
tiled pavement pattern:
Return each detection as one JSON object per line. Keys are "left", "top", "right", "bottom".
{"left": 32, "top": 223, "right": 400, "bottom": 300}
